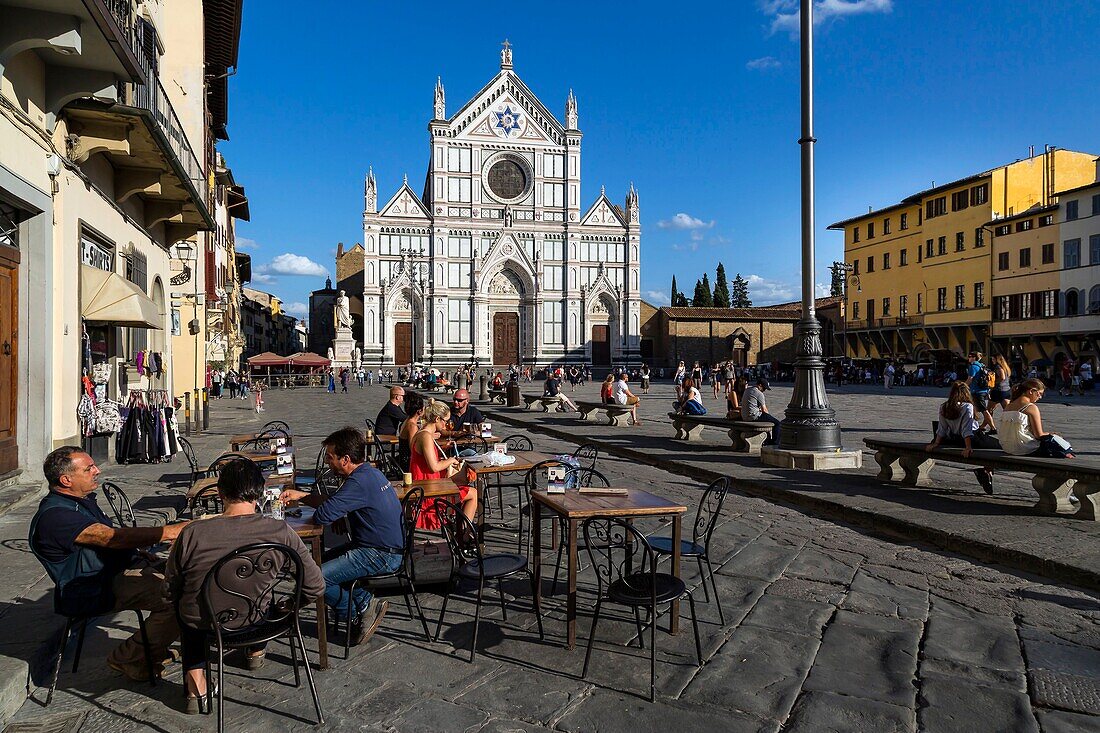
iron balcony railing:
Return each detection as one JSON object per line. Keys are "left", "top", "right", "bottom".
{"left": 103, "top": 0, "right": 133, "bottom": 33}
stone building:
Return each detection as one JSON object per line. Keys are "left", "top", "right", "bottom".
{"left": 352, "top": 44, "right": 641, "bottom": 368}
{"left": 241, "top": 288, "right": 300, "bottom": 359}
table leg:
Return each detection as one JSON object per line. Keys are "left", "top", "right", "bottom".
{"left": 670, "top": 515, "right": 681, "bottom": 636}
{"left": 567, "top": 518, "right": 578, "bottom": 650}
{"left": 310, "top": 536, "right": 329, "bottom": 669}
{"left": 532, "top": 502, "right": 542, "bottom": 608}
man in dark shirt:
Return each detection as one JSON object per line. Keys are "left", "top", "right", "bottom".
{"left": 29, "top": 447, "right": 189, "bottom": 681}
{"left": 448, "top": 389, "right": 484, "bottom": 434}
{"left": 280, "top": 427, "right": 403, "bottom": 646}
{"left": 543, "top": 371, "right": 578, "bottom": 412}
{"left": 374, "top": 386, "right": 406, "bottom": 435}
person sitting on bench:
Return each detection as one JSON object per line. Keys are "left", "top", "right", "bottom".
{"left": 673, "top": 377, "right": 706, "bottom": 415}
{"left": 544, "top": 370, "right": 579, "bottom": 412}
{"left": 924, "top": 380, "right": 1000, "bottom": 493}
{"left": 998, "top": 379, "right": 1075, "bottom": 459}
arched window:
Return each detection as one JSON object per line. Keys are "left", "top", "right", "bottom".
{"left": 365, "top": 310, "right": 375, "bottom": 343}
{"left": 1066, "top": 289, "right": 1079, "bottom": 316}
{"left": 1090, "top": 285, "right": 1100, "bottom": 314}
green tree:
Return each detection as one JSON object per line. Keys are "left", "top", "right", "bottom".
{"left": 830, "top": 264, "right": 845, "bottom": 297}
{"left": 671, "top": 275, "right": 679, "bottom": 306}
{"left": 692, "top": 278, "right": 709, "bottom": 307}
{"left": 701, "top": 274, "right": 714, "bottom": 307}
{"left": 674, "top": 290, "right": 690, "bottom": 307}
{"left": 731, "top": 273, "right": 752, "bottom": 307}
{"left": 713, "top": 262, "right": 731, "bottom": 308}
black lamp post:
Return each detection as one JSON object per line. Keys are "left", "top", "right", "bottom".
{"left": 779, "top": 0, "right": 842, "bottom": 451}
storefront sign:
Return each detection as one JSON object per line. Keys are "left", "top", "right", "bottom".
{"left": 81, "top": 237, "right": 113, "bottom": 271}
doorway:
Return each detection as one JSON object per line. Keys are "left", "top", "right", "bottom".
{"left": 0, "top": 244, "right": 17, "bottom": 475}
{"left": 591, "top": 324, "right": 610, "bottom": 366}
{"left": 493, "top": 312, "right": 519, "bottom": 365}
{"left": 394, "top": 322, "right": 413, "bottom": 366}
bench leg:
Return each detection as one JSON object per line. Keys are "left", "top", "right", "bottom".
{"left": 738, "top": 431, "right": 768, "bottom": 456}
{"left": 874, "top": 451, "right": 904, "bottom": 481}
{"left": 1072, "top": 480, "right": 1100, "bottom": 521}
{"left": 677, "top": 422, "right": 704, "bottom": 441}
{"left": 671, "top": 418, "right": 686, "bottom": 440}
{"left": 607, "top": 411, "right": 623, "bottom": 427}
{"left": 898, "top": 455, "right": 935, "bottom": 487}
{"left": 578, "top": 408, "right": 597, "bottom": 422}
{"left": 1032, "top": 475, "right": 1077, "bottom": 515}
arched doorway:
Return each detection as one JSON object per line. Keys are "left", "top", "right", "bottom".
{"left": 486, "top": 269, "right": 526, "bottom": 366}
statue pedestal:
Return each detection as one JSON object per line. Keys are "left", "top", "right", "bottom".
{"left": 332, "top": 328, "right": 356, "bottom": 370}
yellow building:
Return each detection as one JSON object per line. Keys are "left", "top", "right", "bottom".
{"left": 829, "top": 148, "right": 1098, "bottom": 364}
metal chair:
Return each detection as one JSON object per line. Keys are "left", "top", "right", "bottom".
{"left": 518, "top": 459, "right": 567, "bottom": 555}
{"left": 204, "top": 453, "right": 252, "bottom": 479}
{"left": 177, "top": 437, "right": 200, "bottom": 486}
{"left": 100, "top": 481, "right": 136, "bottom": 528}
{"left": 571, "top": 443, "right": 599, "bottom": 471}
{"left": 581, "top": 517, "right": 702, "bottom": 702}
{"left": 188, "top": 484, "right": 223, "bottom": 517}
{"left": 547, "top": 468, "right": 611, "bottom": 595}
{"left": 335, "top": 487, "right": 431, "bottom": 657}
{"left": 294, "top": 446, "right": 328, "bottom": 492}
{"left": 489, "top": 435, "right": 533, "bottom": 519}
{"left": 647, "top": 477, "right": 731, "bottom": 624}
{"left": 196, "top": 542, "right": 323, "bottom": 732}
{"left": 434, "top": 498, "right": 544, "bottom": 663}
{"left": 260, "top": 420, "right": 291, "bottom": 435}
{"left": 45, "top": 609, "right": 154, "bottom": 705}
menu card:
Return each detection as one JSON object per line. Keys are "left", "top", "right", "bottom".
{"left": 546, "top": 466, "right": 566, "bottom": 494}
{"left": 275, "top": 453, "right": 294, "bottom": 475}
{"left": 481, "top": 422, "right": 493, "bottom": 438}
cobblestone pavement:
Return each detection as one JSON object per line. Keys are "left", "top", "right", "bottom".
{"left": 3, "top": 381, "right": 1099, "bottom": 732}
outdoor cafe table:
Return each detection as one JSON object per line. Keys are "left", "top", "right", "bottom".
{"left": 284, "top": 506, "right": 330, "bottom": 670}
{"left": 229, "top": 432, "right": 293, "bottom": 451}
{"left": 530, "top": 488, "right": 688, "bottom": 649}
{"left": 186, "top": 472, "right": 295, "bottom": 502}
{"left": 235, "top": 446, "right": 296, "bottom": 464}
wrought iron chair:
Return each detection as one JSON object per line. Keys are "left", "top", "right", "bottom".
{"left": 581, "top": 517, "right": 702, "bottom": 702}
{"left": 372, "top": 434, "right": 405, "bottom": 481}
{"left": 546, "top": 468, "right": 611, "bottom": 595}
{"left": 647, "top": 477, "right": 731, "bottom": 624}
{"left": 177, "top": 437, "right": 200, "bottom": 487}
{"left": 204, "top": 453, "right": 252, "bottom": 479}
{"left": 434, "top": 498, "right": 544, "bottom": 663}
{"left": 44, "top": 609, "right": 154, "bottom": 705}
{"left": 518, "top": 459, "right": 567, "bottom": 555}
{"left": 571, "top": 443, "right": 600, "bottom": 471}
{"left": 335, "top": 487, "right": 431, "bottom": 657}
{"left": 489, "top": 435, "right": 533, "bottom": 519}
{"left": 294, "top": 445, "right": 328, "bottom": 492}
{"left": 260, "top": 420, "right": 291, "bottom": 434}
{"left": 197, "top": 542, "right": 323, "bottom": 732}
{"left": 100, "top": 481, "right": 136, "bottom": 528}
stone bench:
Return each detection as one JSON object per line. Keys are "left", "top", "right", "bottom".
{"left": 864, "top": 438, "right": 1100, "bottom": 520}
{"left": 667, "top": 412, "right": 774, "bottom": 455}
{"left": 576, "top": 400, "right": 633, "bottom": 426}
{"left": 523, "top": 393, "right": 564, "bottom": 412}
{"left": 487, "top": 389, "right": 507, "bottom": 404}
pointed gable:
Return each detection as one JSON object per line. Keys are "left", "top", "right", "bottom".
{"left": 449, "top": 71, "right": 566, "bottom": 145}
{"left": 379, "top": 180, "right": 431, "bottom": 220}
{"left": 580, "top": 192, "right": 627, "bottom": 228}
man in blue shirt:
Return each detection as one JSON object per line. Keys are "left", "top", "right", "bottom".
{"left": 964, "top": 351, "right": 995, "bottom": 433}
{"left": 281, "top": 427, "right": 403, "bottom": 646}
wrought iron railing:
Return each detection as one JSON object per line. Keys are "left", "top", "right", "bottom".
{"left": 102, "top": 0, "right": 133, "bottom": 33}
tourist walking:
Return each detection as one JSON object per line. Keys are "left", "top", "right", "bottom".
{"left": 884, "top": 362, "right": 895, "bottom": 389}
{"left": 340, "top": 367, "right": 349, "bottom": 393}
{"left": 211, "top": 369, "right": 222, "bottom": 399}
{"left": 964, "top": 351, "right": 996, "bottom": 433}
{"left": 640, "top": 364, "right": 651, "bottom": 394}
{"left": 674, "top": 361, "right": 686, "bottom": 399}
{"left": 327, "top": 368, "right": 337, "bottom": 394}
{"left": 225, "top": 370, "right": 238, "bottom": 399}
{"left": 356, "top": 368, "right": 365, "bottom": 388}
{"left": 989, "top": 354, "right": 1012, "bottom": 413}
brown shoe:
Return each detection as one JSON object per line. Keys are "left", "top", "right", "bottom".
{"left": 107, "top": 658, "right": 160, "bottom": 682}
{"left": 351, "top": 600, "right": 389, "bottom": 647}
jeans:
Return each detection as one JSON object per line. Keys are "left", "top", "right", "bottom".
{"left": 322, "top": 546, "right": 402, "bottom": 620}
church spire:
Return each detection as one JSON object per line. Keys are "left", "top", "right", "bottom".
{"left": 626, "top": 182, "right": 639, "bottom": 224}
{"left": 500, "top": 39, "right": 513, "bottom": 70}
{"left": 364, "top": 167, "right": 377, "bottom": 214}
{"left": 565, "top": 89, "right": 578, "bottom": 129}
{"left": 434, "top": 76, "right": 446, "bottom": 120}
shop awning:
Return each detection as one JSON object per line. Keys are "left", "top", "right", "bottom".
{"left": 247, "top": 351, "right": 289, "bottom": 367}
{"left": 81, "top": 265, "right": 162, "bottom": 328}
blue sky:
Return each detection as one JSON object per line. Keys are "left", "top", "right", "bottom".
{"left": 223, "top": 0, "right": 1100, "bottom": 321}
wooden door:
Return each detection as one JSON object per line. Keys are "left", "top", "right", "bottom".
{"left": 493, "top": 312, "right": 519, "bottom": 366}
{"left": 0, "top": 246, "right": 18, "bottom": 476}
{"left": 394, "top": 322, "right": 413, "bottom": 366}
{"left": 591, "top": 324, "right": 610, "bottom": 366}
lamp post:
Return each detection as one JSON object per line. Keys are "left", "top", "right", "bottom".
{"left": 830, "top": 260, "right": 860, "bottom": 361}
{"left": 780, "top": 0, "right": 841, "bottom": 451}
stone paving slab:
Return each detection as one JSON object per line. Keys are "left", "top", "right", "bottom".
{"left": 1, "top": 385, "right": 1098, "bottom": 731}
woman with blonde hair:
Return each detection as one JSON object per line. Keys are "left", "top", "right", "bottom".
{"left": 986, "top": 354, "right": 1012, "bottom": 413}
{"left": 600, "top": 374, "right": 615, "bottom": 404}
{"left": 411, "top": 399, "right": 478, "bottom": 529}
{"left": 925, "top": 381, "right": 999, "bottom": 493}
{"left": 998, "top": 379, "right": 1075, "bottom": 459}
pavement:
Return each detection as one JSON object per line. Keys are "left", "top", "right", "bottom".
{"left": 0, "top": 380, "right": 1096, "bottom": 732}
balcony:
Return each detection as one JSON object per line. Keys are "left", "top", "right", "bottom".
{"left": 847, "top": 315, "right": 923, "bottom": 330}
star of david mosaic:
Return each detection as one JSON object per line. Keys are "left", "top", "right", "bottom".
{"left": 493, "top": 105, "right": 522, "bottom": 136}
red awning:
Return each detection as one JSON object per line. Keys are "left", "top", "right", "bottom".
{"left": 286, "top": 352, "right": 331, "bottom": 367}
{"left": 247, "top": 352, "right": 289, "bottom": 367}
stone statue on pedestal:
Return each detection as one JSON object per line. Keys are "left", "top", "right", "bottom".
{"left": 327, "top": 346, "right": 335, "bottom": 361}
{"left": 335, "top": 290, "right": 352, "bottom": 330}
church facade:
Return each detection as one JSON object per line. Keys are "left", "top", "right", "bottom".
{"left": 356, "top": 44, "right": 641, "bottom": 368}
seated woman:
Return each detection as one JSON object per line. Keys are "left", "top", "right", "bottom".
{"left": 600, "top": 374, "right": 615, "bottom": 404}
{"left": 674, "top": 377, "right": 707, "bottom": 415}
{"left": 998, "top": 379, "right": 1075, "bottom": 459}
{"left": 725, "top": 378, "right": 741, "bottom": 418}
{"left": 397, "top": 392, "right": 426, "bottom": 472}
{"left": 164, "top": 459, "right": 324, "bottom": 713}
{"left": 490, "top": 372, "right": 505, "bottom": 389}
{"left": 412, "top": 400, "right": 478, "bottom": 529}
{"left": 925, "top": 381, "right": 1000, "bottom": 493}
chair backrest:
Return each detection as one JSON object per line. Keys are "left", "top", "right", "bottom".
{"left": 572, "top": 443, "right": 599, "bottom": 470}
{"left": 256, "top": 427, "right": 291, "bottom": 443}
{"left": 177, "top": 437, "right": 198, "bottom": 474}
{"left": 200, "top": 542, "right": 304, "bottom": 638}
{"left": 522, "top": 458, "right": 566, "bottom": 500}
{"left": 566, "top": 467, "right": 610, "bottom": 489}
{"left": 693, "top": 477, "right": 732, "bottom": 550}
{"left": 373, "top": 436, "right": 404, "bottom": 480}
{"left": 400, "top": 486, "right": 425, "bottom": 563}
{"left": 314, "top": 466, "right": 343, "bottom": 498}
{"left": 261, "top": 420, "right": 291, "bottom": 434}
{"left": 100, "top": 481, "right": 136, "bottom": 528}
{"left": 465, "top": 435, "right": 489, "bottom": 455}
{"left": 189, "top": 484, "right": 223, "bottom": 516}
{"left": 433, "top": 498, "right": 483, "bottom": 578}
{"left": 205, "top": 453, "right": 252, "bottom": 478}
{"left": 582, "top": 517, "right": 656, "bottom": 602}
{"left": 503, "top": 434, "right": 533, "bottom": 451}
{"left": 364, "top": 418, "right": 376, "bottom": 432}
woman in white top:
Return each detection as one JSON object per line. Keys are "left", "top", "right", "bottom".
{"left": 925, "top": 381, "right": 999, "bottom": 493}
{"left": 673, "top": 361, "right": 687, "bottom": 399}
{"left": 611, "top": 374, "right": 641, "bottom": 425}
{"left": 997, "top": 379, "right": 1074, "bottom": 459}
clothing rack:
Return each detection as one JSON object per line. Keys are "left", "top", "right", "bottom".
{"left": 127, "top": 389, "right": 170, "bottom": 408}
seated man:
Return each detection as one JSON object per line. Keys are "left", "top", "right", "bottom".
{"left": 29, "top": 447, "right": 189, "bottom": 681}
{"left": 447, "top": 389, "right": 484, "bottom": 435}
{"left": 164, "top": 459, "right": 324, "bottom": 712}
{"left": 544, "top": 370, "right": 579, "bottom": 412}
{"left": 280, "top": 427, "right": 403, "bottom": 647}
{"left": 611, "top": 373, "right": 642, "bottom": 425}
{"left": 374, "top": 386, "right": 406, "bottom": 435}
{"left": 741, "top": 377, "right": 781, "bottom": 445}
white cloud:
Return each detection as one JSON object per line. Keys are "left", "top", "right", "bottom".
{"left": 265, "top": 253, "right": 329, "bottom": 277}
{"left": 671, "top": 242, "right": 700, "bottom": 252}
{"left": 657, "top": 213, "right": 715, "bottom": 230}
{"left": 251, "top": 272, "right": 276, "bottom": 284}
{"left": 235, "top": 237, "right": 260, "bottom": 250}
{"left": 644, "top": 290, "right": 670, "bottom": 305}
{"left": 746, "top": 56, "right": 782, "bottom": 71}
{"left": 745, "top": 274, "right": 796, "bottom": 303}
{"left": 283, "top": 301, "right": 309, "bottom": 318}
{"left": 766, "top": 0, "right": 892, "bottom": 36}
{"left": 815, "top": 282, "right": 831, "bottom": 297}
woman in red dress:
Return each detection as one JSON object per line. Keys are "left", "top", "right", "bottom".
{"left": 411, "top": 399, "right": 478, "bottom": 529}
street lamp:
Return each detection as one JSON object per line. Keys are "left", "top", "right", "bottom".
{"left": 779, "top": 0, "right": 842, "bottom": 452}
{"left": 830, "top": 260, "right": 861, "bottom": 359}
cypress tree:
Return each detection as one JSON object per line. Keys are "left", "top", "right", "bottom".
{"left": 713, "top": 262, "right": 731, "bottom": 308}
{"left": 700, "top": 273, "right": 714, "bottom": 307}
{"left": 731, "top": 273, "right": 752, "bottom": 307}
{"left": 692, "top": 278, "right": 709, "bottom": 307}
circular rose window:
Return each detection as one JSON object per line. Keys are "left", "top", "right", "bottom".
{"left": 487, "top": 158, "right": 527, "bottom": 201}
